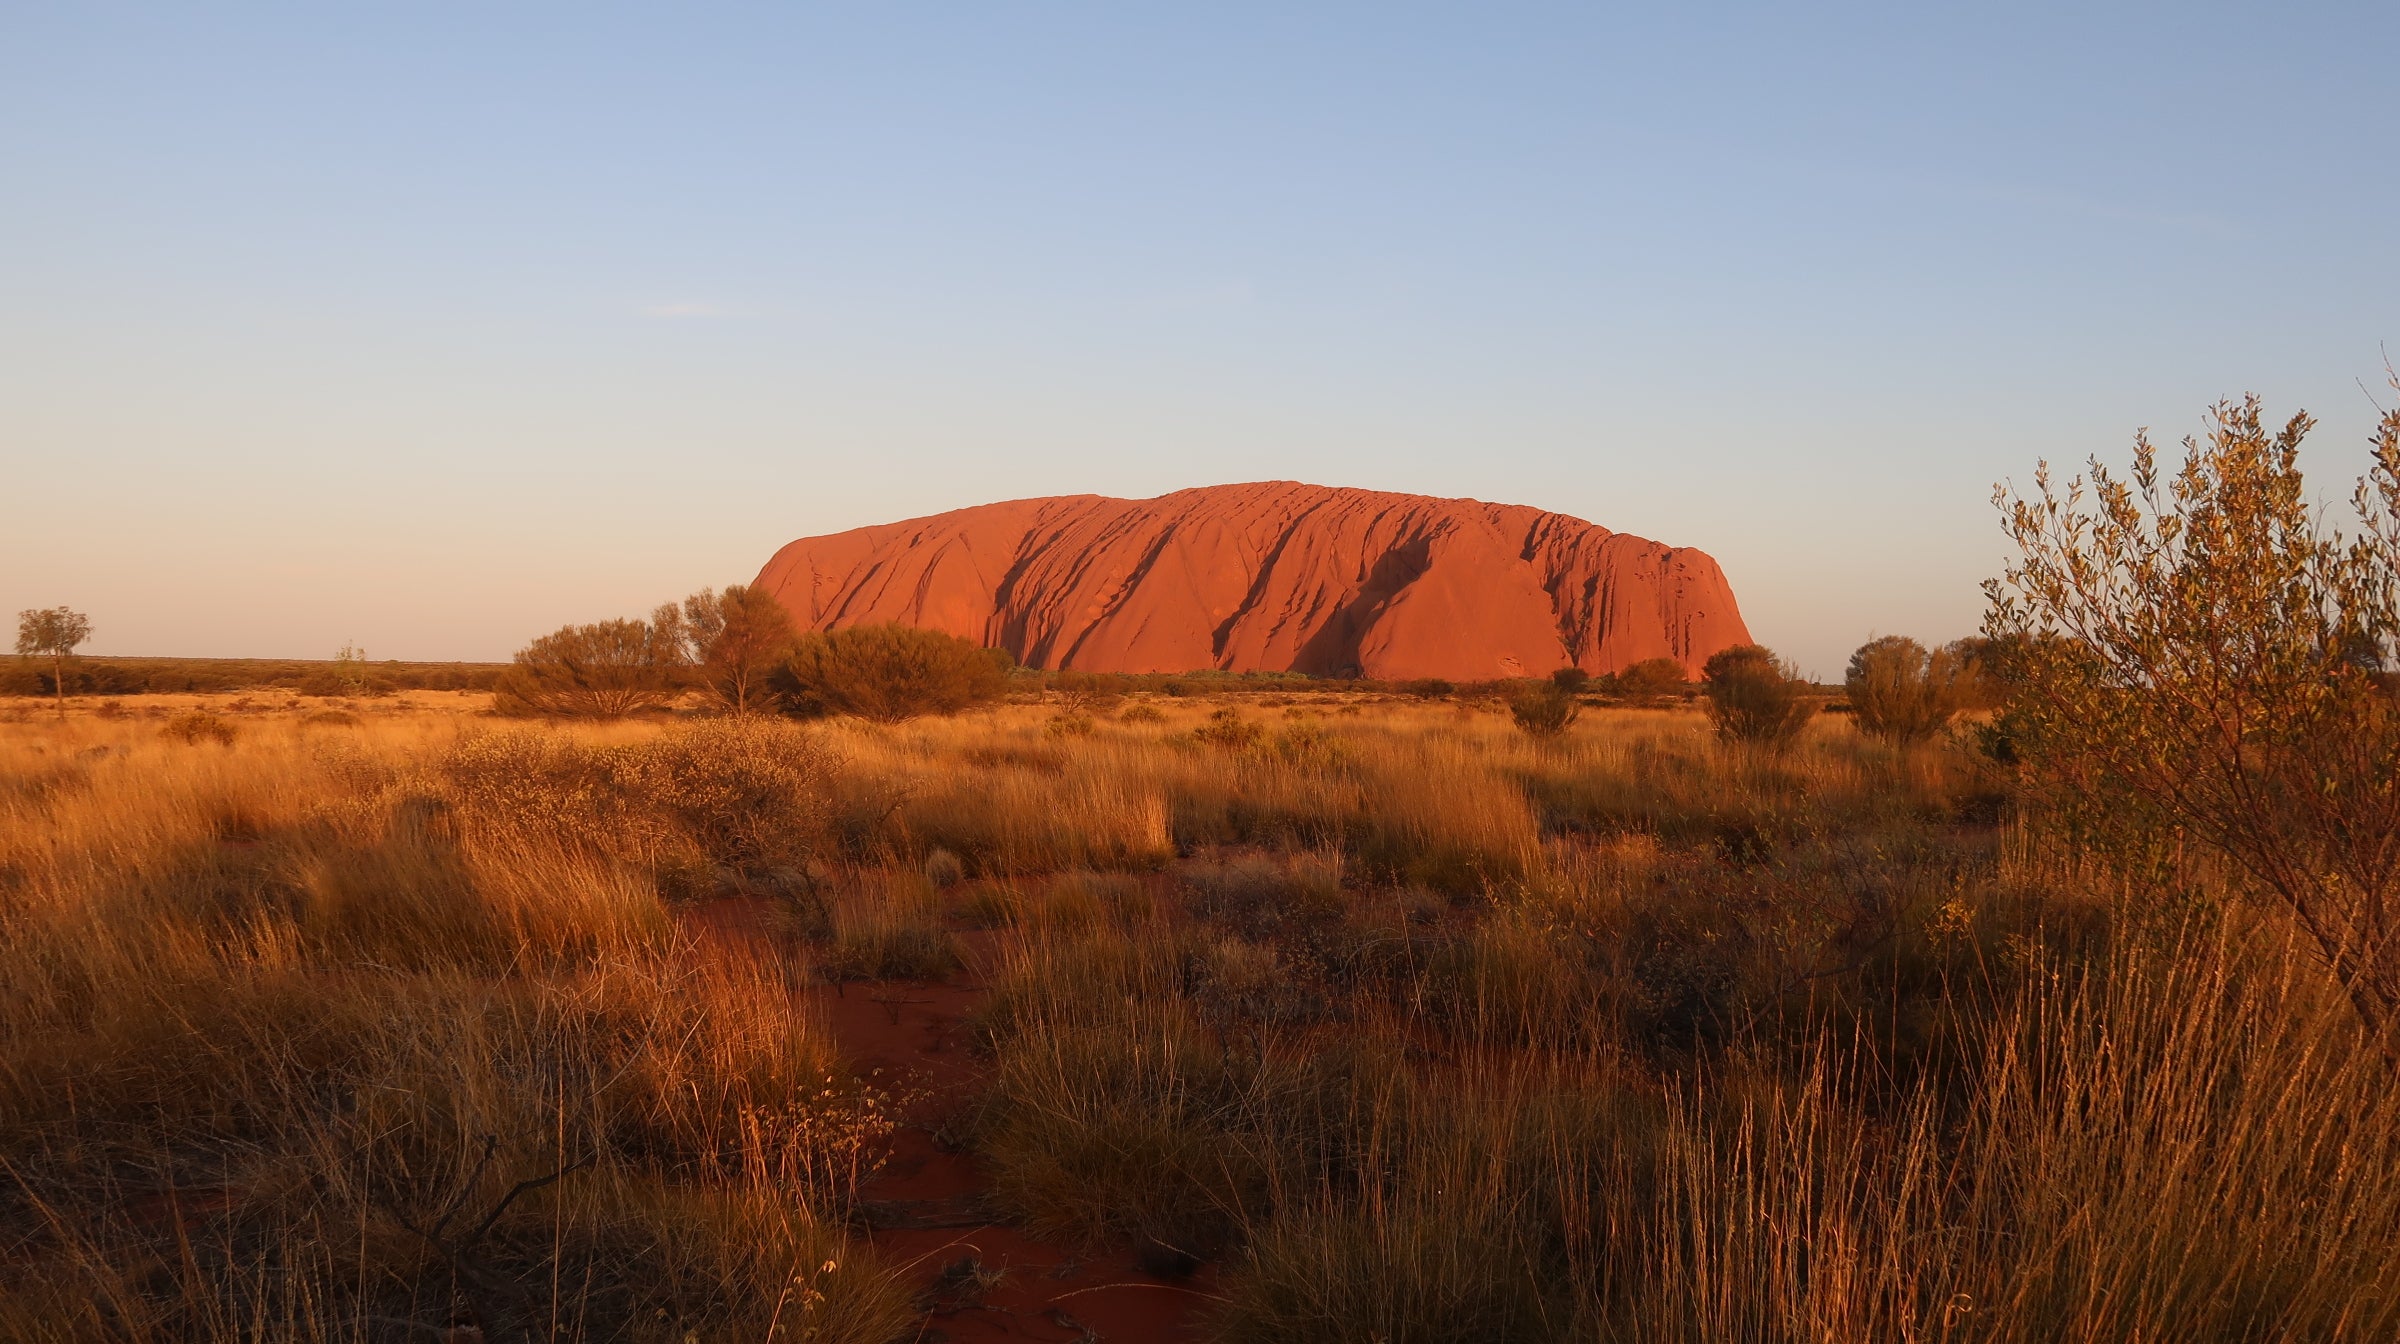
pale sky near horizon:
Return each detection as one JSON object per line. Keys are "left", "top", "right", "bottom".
{"left": 4, "top": 4, "right": 2394, "bottom": 678}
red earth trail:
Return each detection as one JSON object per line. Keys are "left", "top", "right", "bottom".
{"left": 688, "top": 898, "right": 1217, "bottom": 1342}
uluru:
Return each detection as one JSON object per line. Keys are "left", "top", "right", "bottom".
{"left": 752, "top": 482, "right": 1751, "bottom": 680}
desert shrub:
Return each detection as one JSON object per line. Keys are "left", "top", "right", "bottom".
{"left": 1845, "top": 635, "right": 1975, "bottom": 743}
{"left": 1120, "top": 701, "right": 1166, "bottom": 724}
{"left": 296, "top": 668, "right": 347, "bottom": 697}
{"left": 1509, "top": 684, "right": 1581, "bottom": 738}
{"left": 1991, "top": 393, "right": 2400, "bottom": 1047}
{"left": 1400, "top": 678, "right": 1455, "bottom": 700}
{"left": 1194, "top": 707, "right": 1264, "bottom": 750}
{"left": 301, "top": 708, "right": 360, "bottom": 727}
{"left": 441, "top": 720, "right": 834, "bottom": 885}
{"left": 924, "top": 847, "right": 965, "bottom": 888}
{"left": 1702, "top": 644, "right": 1814, "bottom": 747}
{"left": 1614, "top": 656, "right": 1691, "bottom": 699}
{"left": 1270, "top": 717, "right": 1339, "bottom": 764}
{"left": 1054, "top": 669, "right": 1127, "bottom": 715}
{"left": 161, "top": 711, "right": 237, "bottom": 745}
{"left": 617, "top": 720, "right": 837, "bottom": 872}
{"left": 1047, "top": 711, "right": 1096, "bottom": 737}
{"left": 492, "top": 614, "right": 683, "bottom": 719}
{"left": 1549, "top": 666, "right": 1590, "bottom": 694}
{"left": 678, "top": 582, "right": 799, "bottom": 715}
{"left": 775, "top": 623, "right": 1007, "bottom": 722}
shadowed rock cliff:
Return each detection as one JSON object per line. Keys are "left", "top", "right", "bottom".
{"left": 753, "top": 482, "right": 1751, "bottom": 679}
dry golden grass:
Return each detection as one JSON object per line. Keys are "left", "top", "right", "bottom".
{"left": 0, "top": 710, "right": 910, "bottom": 1342}
{"left": 3, "top": 689, "right": 2394, "bottom": 1341}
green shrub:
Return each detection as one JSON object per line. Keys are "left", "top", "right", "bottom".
{"left": 1990, "top": 392, "right": 2400, "bottom": 1045}
{"left": 1613, "top": 657, "right": 1691, "bottom": 699}
{"left": 492, "top": 615, "right": 683, "bottom": 719}
{"left": 1845, "top": 635, "right": 1975, "bottom": 743}
{"left": 774, "top": 624, "right": 1007, "bottom": 722}
{"left": 1701, "top": 644, "right": 1814, "bottom": 747}
{"left": 1509, "top": 685, "right": 1581, "bottom": 738}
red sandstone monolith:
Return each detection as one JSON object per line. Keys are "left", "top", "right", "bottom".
{"left": 753, "top": 482, "right": 1750, "bottom": 679}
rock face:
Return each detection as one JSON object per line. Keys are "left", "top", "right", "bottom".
{"left": 753, "top": 482, "right": 1751, "bottom": 680}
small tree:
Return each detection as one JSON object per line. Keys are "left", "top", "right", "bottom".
{"left": 1549, "top": 666, "right": 1591, "bottom": 694}
{"left": 679, "top": 585, "right": 799, "bottom": 716}
{"left": 1989, "top": 394, "right": 2400, "bottom": 1050}
{"left": 1615, "top": 657, "right": 1691, "bottom": 700}
{"left": 1702, "top": 644, "right": 1814, "bottom": 747}
{"left": 334, "top": 642, "right": 369, "bottom": 695}
{"left": 1844, "top": 635, "right": 1976, "bottom": 743}
{"left": 493, "top": 616, "right": 683, "bottom": 718}
{"left": 775, "top": 623, "right": 1007, "bottom": 723}
{"left": 16, "top": 607, "right": 92, "bottom": 718}
{"left": 1511, "top": 683, "right": 1581, "bottom": 738}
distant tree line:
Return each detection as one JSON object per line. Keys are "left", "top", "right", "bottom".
{"left": 0, "top": 655, "right": 506, "bottom": 699}
{"left": 7, "top": 606, "right": 508, "bottom": 703}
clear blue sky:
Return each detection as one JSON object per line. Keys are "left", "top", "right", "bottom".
{"left": 4, "top": 3, "right": 2393, "bottom": 677}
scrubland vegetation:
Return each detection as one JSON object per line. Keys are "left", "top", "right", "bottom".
{"left": 3, "top": 680, "right": 2395, "bottom": 1341}
{"left": 0, "top": 658, "right": 504, "bottom": 701}
{"left": 8, "top": 393, "right": 2399, "bottom": 1341}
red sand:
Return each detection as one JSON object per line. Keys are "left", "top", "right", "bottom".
{"left": 802, "top": 954, "right": 1218, "bottom": 1343}
{"left": 754, "top": 481, "right": 1751, "bottom": 680}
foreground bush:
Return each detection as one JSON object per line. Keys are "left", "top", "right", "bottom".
{"left": 1991, "top": 392, "right": 2400, "bottom": 1050}
{"left": 443, "top": 719, "right": 836, "bottom": 888}
{"left": 1509, "top": 683, "right": 1581, "bottom": 737}
{"left": 775, "top": 623, "right": 1009, "bottom": 722}
{"left": 1701, "top": 644, "right": 1813, "bottom": 746}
